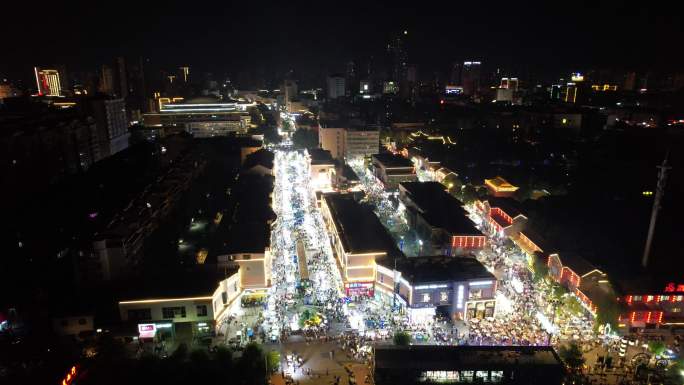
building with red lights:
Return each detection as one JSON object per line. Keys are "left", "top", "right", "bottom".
{"left": 399, "top": 182, "right": 485, "bottom": 255}
{"left": 513, "top": 228, "right": 547, "bottom": 258}
{"left": 476, "top": 197, "right": 528, "bottom": 239}
{"left": 616, "top": 280, "right": 684, "bottom": 330}
{"left": 546, "top": 253, "right": 614, "bottom": 315}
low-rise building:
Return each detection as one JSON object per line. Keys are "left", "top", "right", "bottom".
{"left": 399, "top": 182, "right": 486, "bottom": 255}
{"left": 615, "top": 280, "right": 684, "bottom": 330}
{"left": 305, "top": 148, "right": 335, "bottom": 191}
{"left": 118, "top": 269, "right": 237, "bottom": 341}
{"left": 143, "top": 97, "right": 251, "bottom": 137}
{"left": 321, "top": 193, "right": 402, "bottom": 297}
{"left": 52, "top": 315, "right": 95, "bottom": 338}
{"left": 476, "top": 197, "right": 528, "bottom": 239}
{"left": 319, "top": 127, "right": 380, "bottom": 161}
{"left": 372, "top": 153, "right": 417, "bottom": 188}
{"left": 484, "top": 176, "right": 519, "bottom": 198}
{"left": 216, "top": 170, "right": 275, "bottom": 289}
{"left": 333, "top": 164, "right": 361, "bottom": 192}
{"left": 375, "top": 256, "right": 496, "bottom": 322}
{"left": 547, "top": 253, "right": 610, "bottom": 314}
{"left": 219, "top": 223, "right": 272, "bottom": 288}
{"left": 373, "top": 345, "right": 565, "bottom": 385}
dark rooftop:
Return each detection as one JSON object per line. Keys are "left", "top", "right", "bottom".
{"left": 323, "top": 193, "right": 401, "bottom": 255}
{"left": 374, "top": 345, "right": 564, "bottom": 370}
{"left": 231, "top": 174, "right": 276, "bottom": 224}
{"left": 222, "top": 222, "right": 271, "bottom": 254}
{"left": 339, "top": 164, "right": 359, "bottom": 181}
{"left": 400, "top": 182, "right": 483, "bottom": 236}
{"left": 243, "top": 148, "right": 274, "bottom": 170}
{"left": 117, "top": 266, "right": 235, "bottom": 301}
{"left": 559, "top": 253, "right": 598, "bottom": 277}
{"left": 389, "top": 256, "right": 495, "bottom": 283}
{"left": 372, "top": 153, "right": 414, "bottom": 168}
{"left": 307, "top": 148, "right": 335, "bottom": 165}
{"left": 518, "top": 227, "right": 551, "bottom": 252}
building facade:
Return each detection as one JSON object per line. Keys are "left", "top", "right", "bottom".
{"left": 327, "top": 75, "right": 346, "bottom": 99}
{"left": 399, "top": 182, "right": 486, "bottom": 255}
{"left": 372, "top": 153, "right": 416, "bottom": 188}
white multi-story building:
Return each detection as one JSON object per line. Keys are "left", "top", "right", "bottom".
{"left": 327, "top": 75, "right": 346, "bottom": 99}
{"left": 319, "top": 127, "right": 379, "bottom": 161}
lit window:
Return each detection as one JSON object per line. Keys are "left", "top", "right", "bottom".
{"left": 673, "top": 308, "right": 681, "bottom": 313}
{"left": 422, "top": 293, "right": 431, "bottom": 302}
{"left": 476, "top": 371, "right": 488, "bottom": 381}
{"left": 490, "top": 371, "right": 504, "bottom": 382}
{"left": 647, "top": 295, "right": 654, "bottom": 302}
{"left": 633, "top": 295, "right": 643, "bottom": 302}
{"left": 440, "top": 292, "right": 449, "bottom": 302}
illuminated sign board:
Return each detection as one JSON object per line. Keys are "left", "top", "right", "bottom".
{"left": 138, "top": 323, "right": 157, "bottom": 338}
{"left": 456, "top": 285, "right": 464, "bottom": 309}
{"left": 414, "top": 284, "right": 449, "bottom": 290}
{"left": 445, "top": 85, "right": 463, "bottom": 95}
{"left": 571, "top": 73, "right": 584, "bottom": 82}
{"left": 665, "top": 283, "right": 684, "bottom": 292}
{"left": 469, "top": 280, "right": 494, "bottom": 286}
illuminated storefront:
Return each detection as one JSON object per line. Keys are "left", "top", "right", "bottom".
{"left": 619, "top": 282, "right": 684, "bottom": 329}
{"left": 375, "top": 256, "right": 497, "bottom": 321}
{"left": 345, "top": 282, "right": 375, "bottom": 297}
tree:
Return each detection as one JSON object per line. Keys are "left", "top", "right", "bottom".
{"left": 189, "top": 348, "right": 210, "bottom": 364}
{"left": 171, "top": 342, "right": 188, "bottom": 361}
{"left": 460, "top": 184, "right": 479, "bottom": 204}
{"left": 558, "top": 343, "right": 585, "bottom": 371}
{"left": 532, "top": 254, "right": 550, "bottom": 282}
{"left": 292, "top": 129, "right": 319, "bottom": 149}
{"left": 648, "top": 341, "right": 666, "bottom": 357}
{"left": 240, "top": 342, "right": 266, "bottom": 385}
{"left": 563, "top": 295, "right": 584, "bottom": 317}
{"left": 263, "top": 126, "right": 282, "bottom": 145}
{"left": 393, "top": 331, "right": 412, "bottom": 346}
{"left": 593, "top": 295, "right": 621, "bottom": 332}
{"left": 551, "top": 282, "right": 567, "bottom": 301}
{"left": 266, "top": 350, "right": 281, "bottom": 373}
{"left": 214, "top": 345, "right": 233, "bottom": 366}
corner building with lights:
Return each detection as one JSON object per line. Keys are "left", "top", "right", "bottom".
{"left": 321, "top": 192, "right": 496, "bottom": 321}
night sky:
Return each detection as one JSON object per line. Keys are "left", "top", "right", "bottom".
{"left": 1, "top": 1, "right": 683, "bottom": 81}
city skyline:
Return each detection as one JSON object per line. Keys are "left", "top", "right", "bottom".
{"left": 2, "top": 2, "right": 684, "bottom": 384}
{"left": 2, "top": 1, "right": 683, "bottom": 81}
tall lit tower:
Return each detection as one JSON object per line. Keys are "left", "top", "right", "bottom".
{"left": 179, "top": 66, "right": 190, "bottom": 83}
{"left": 641, "top": 154, "right": 671, "bottom": 268}
{"left": 34, "top": 67, "right": 62, "bottom": 96}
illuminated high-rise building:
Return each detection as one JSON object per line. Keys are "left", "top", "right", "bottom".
{"left": 500, "top": 77, "right": 519, "bottom": 91}
{"left": 34, "top": 67, "right": 62, "bottom": 96}
{"left": 461, "top": 61, "right": 482, "bottom": 96}
{"left": 564, "top": 82, "right": 578, "bottom": 103}
{"left": 327, "top": 74, "right": 345, "bottom": 99}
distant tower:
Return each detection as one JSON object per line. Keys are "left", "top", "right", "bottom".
{"left": 34, "top": 67, "right": 62, "bottom": 96}
{"left": 641, "top": 154, "right": 671, "bottom": 268}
